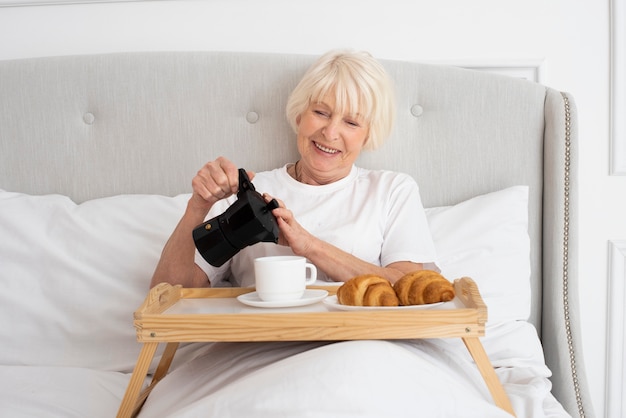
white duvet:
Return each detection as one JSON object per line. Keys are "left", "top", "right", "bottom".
{"left": 136, "top": 321, "right": 569, "bottom": 418}
{"left": 0, "top": 321, "right": 569, "bottom": 417}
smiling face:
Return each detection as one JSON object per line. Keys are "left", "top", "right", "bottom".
{"left": 295, "top": 94, "right": 370, "bottom": 184}
{"left": 286, "top": 50, "right": 396, "bottom": 182}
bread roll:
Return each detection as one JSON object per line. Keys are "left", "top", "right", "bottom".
{"left": 394, "top": 270, "right": 455, "bottom": 305}
{"left": 336, "top": 274, "right": 399, "bottom": 307}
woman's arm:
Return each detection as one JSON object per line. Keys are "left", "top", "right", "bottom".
{"left": 150, "top": 157, "right": 244, "bottom": 288}
{"left": 303, "top": 236, "right": 423, "bottom": 284}
{"left": 271, "top": 204, "right": 424, "bottom": 284}
{"left": 150, "top": 201, "right": 212, "bottom": 288}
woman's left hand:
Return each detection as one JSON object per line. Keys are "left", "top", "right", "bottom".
{"left": 263, "top": 194, "right": 315, "bottom": 256}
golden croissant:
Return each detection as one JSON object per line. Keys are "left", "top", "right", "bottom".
{"left": 394, "top": 270, "right": 455, "bottom": 305}
{"left": 336, "top": 274, "right": 399, "bottom": 307}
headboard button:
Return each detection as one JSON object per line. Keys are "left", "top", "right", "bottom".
{"left": 410, "top": 104, "right": 424, "bottom": 117}
{"left": 246, "top": 111, "right": 259, "bottom": 124}
{"left": 83, "top": 112, "right": 95, "bottom": 125}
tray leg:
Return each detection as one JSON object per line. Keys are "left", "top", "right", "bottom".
{"left": 131, "top": 342, "right": 180, "bottom": 416}
{"left": 150, "top": 342, "right": 179, "bottom": 386}
{"left": 462, "top": 337, "right": 516, "bottom": 417}
{"left": 116, "top": 342, "right": 159, "bottom": 418}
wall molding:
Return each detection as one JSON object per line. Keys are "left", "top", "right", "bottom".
{"left": 606, "top": 239, "right": 626, "bottom": 417}
{"left": 430, "top": 59, "right": 544, "bottom": 84}
{"left": 463, "top": 63, "right": 543, "bottom": 83}
{"left": 611, "top": 0, "right": 626, "bottom": 175}
{"left": 0, "top": 0, "right": 147, "bottom": 6}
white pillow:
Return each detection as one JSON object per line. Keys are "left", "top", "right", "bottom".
{"left": 426, "top": 186, "right": 531, "bottom": 324}
{"left": 0, "top": 191, "right": 190, "bottom": 372}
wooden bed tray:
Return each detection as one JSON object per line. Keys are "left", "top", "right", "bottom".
{"left": 116, "top": 277, "right": 515, "bottom": 417}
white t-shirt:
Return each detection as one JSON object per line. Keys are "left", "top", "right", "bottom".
{"left": 195, "top": 164, "right": 437, "bottom": 287}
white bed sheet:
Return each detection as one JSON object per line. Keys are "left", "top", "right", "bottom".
{"left": 0, "top": 365, "right": 131, "bottom": 418}
{"left": 0, "top": 342, "right": 231, "bottom": 418}
{"left": 138, "top": 321, "right": 570, "bottom": 418}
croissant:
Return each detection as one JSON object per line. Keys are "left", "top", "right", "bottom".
{"left": 336, "top": 274, "right": 399, "bottom": 307}
{"left": 394, "top": 270, "right": 455, "bottom": 305}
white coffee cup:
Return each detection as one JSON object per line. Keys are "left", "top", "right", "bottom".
{"left": 254, "top": 256, "right": 317, "bottom": 301}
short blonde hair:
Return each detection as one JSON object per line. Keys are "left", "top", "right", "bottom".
{"left": 285, "top": 50, "right": 396, "bottom": 151}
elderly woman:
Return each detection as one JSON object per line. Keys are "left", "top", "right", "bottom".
{"left": 151, "top": 49, "right": 437, "bottom": 289}
{"left": 140, "top": 51, "right": 529, "bottom": 418}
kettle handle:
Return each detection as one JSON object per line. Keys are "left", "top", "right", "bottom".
{"left": 238, "top": 167, "right": 279, "bottom": 211}
{"left": 237, "top": 168, "right": 255, "bottom": 195}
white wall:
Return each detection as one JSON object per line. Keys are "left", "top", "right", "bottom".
{"left": 0, "top": 0, "right": 622, "bottom": 416}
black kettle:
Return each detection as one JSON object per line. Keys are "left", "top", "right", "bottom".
{"left": 193, "top": 168, "right": 280, "bottom": 267}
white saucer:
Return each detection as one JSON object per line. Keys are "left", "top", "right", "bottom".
{"left": 323, "top": 295, "right": 444, "bottom": 311}
{"left": 237, "top": 289, "right": 329, "bottom": 308}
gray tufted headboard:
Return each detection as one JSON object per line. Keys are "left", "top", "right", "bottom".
{"left": 0, "top": 51, "right": 592, "bottom": 417}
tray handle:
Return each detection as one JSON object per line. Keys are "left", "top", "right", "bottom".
{"left": 454, "top": 277, "right": 488, "bottom": 324}
{"left": 135, "top": 283, "right": 183, "bottom": 318}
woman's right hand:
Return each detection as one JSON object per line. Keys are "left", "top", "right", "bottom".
{"left": 188, "top": 156, "right": 253, "bottom": 214}
{"left": 151, "top": 156, "right": 251, "bottom": 289}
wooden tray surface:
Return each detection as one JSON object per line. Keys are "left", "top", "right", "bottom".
{"left": 134, "top": 277, "right": 487, "bottom": 343}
